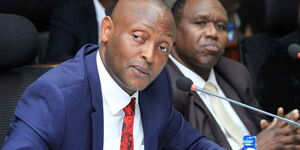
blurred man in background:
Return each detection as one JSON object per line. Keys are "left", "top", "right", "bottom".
{"left": 167, "top": 0, "right": 300, "bottom": 149}
{"left": 45, "top": 0, "right": 118, "bottom": 63}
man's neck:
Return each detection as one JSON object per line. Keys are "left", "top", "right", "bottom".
{"left": 170, "top": 53, "right": 211, "bottom": 81}
{"left": 191, "top": 65, "right": 211, "bottom": 81}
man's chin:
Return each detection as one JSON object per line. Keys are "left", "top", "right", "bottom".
{"left": 123, "top": 80, "right": 151, "bottom": 93}
{"left": 200, "top": 57, "right": 220, "bottom": 67}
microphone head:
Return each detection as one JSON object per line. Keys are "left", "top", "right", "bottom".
{"left": 176, "top": 77, "right": 193, "bottom": 92}
{"left": 287, "top": 44, "right": 300, "bottom": 59}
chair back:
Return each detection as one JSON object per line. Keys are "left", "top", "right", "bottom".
{"left": 0, "top": 13, "right": 52, "bottom": 146}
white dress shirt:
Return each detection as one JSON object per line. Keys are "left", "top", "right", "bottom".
{"left": 169, "top": 56, "right": 250, "bottom": 149}
{"left": 93, "top": 0, "right": 106, "bottom": 37}
{"left": 97, "top": 50, "right": 144, "bottom": 150}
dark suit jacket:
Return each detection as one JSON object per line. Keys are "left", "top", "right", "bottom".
{"left": 2, "top": 44, "right": 224, "bottom": 150}
{"left": 46, "top": 0, "right": 98, "bottom": 63}
{"left": 256, "top": 29, "right": 300, "bottom": 114}
{"left": 166, "top": 57, "right": 265, "bottom": 150}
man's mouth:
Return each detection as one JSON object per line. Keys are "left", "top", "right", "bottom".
{"left": 203, "top": 44, "right": 219, "bottom": 52}
{"left": 132, "top": 65, "right": 150, "bottom": 77}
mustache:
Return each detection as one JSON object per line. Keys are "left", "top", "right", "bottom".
{"left": 201, "top": 43, "right": 221, "bottom": 49}
{"left": 132, "top": 64, "right": 151, "bottom": 75}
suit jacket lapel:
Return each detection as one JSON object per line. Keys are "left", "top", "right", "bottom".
{"left": 84, "top": 45, "right": 104, "bottom": 150}
{"left": 139, "top": 91, "right": 156, "bottom": 150}
{"left": 166, "top": 60, "right": 232, "bottom": 149}
{"left": 215, "top": 72, "right": 249, "bottom": 120}
{"left": 215, "top": 66, "right": 260, "bottom": 135}
{"left": 138, "top": 69, "right": 170, "bottom": 150}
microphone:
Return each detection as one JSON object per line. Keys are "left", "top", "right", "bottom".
{"left": 176, "top": 77, "right": 300, "bottom": 128}
{"left": 287, "top": 44, "right": 300, "bottom": 59}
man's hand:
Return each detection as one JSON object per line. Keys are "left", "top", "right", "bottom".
{"left": 256, "top": 107, "right": 300, "bottom": 150}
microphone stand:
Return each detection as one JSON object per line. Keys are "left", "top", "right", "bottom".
{"left": 192, "top": 85, "right": 300, "bottom": 128}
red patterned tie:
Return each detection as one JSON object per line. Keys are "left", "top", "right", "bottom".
{"left": 120, "top": 97, "right": 136, "bottom": 150}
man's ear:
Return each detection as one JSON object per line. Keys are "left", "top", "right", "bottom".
{"left": 100, "top": 16, "right": 114, "bottom": 43}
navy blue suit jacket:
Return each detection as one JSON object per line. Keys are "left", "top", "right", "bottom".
{"left": 2, "top": 44, "right": 224, "bottom": 150}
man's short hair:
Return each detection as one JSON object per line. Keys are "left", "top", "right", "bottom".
{"left": 172, "top": 0, "right": 186, "bottom": 25}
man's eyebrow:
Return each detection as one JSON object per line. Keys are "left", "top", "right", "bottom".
{"left": 216, "top": 20, "right": 228, "bottom": 25}
{"left": 194, "top": 14, "right": 228, "bottom": 23}
{"left": 131, "top": 22, "right": 174, "bottom": 39}
{"left": 194, "top": 14, "right": 209, "bottom": 20}
{"left": 134, "top": 23, "right": 155, "bottom": 32}
{"left": 164, "top": 32, "right": 174, "bottom": 38}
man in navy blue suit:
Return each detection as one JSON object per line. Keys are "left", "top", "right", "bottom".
{"left": 1, "top": 0, "right": 224, "bottom": 149}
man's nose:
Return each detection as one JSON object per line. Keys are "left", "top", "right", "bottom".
{"left": 141, "top": 43, "right": 155, "bottom": 63}
{"left": 204, "top": 23, "right": 218, "bottom": 40}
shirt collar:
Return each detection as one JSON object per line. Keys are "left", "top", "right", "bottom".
{"left": 96, "top": 50, "right": 139, "bottom": 115}
{"left": 169, "top": 55, "right": 217, "bottom": 88}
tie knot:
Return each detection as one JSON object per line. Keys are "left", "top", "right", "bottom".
{"left": 123, "top": 97, "right": 136, "bottom": 116}
{"left": 203, "top": 82, "right": 218, "bottom": 93}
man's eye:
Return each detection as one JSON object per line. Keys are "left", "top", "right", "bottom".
{"left": 195, "top": 21, "right": 206, "bottom": 26}
{"left": 159, "top": 46, "right": 168, "bottom": 52}
{"left": 133, "top": 34, "right": 140, "bottom": 39}
{"left": 133, "top": 34, "right": 144, "bottom": 42}
{"left": 216, "top": 24, "right": 226, "bottom": 31}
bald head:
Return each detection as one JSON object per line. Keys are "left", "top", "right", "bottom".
{"left": 99, "top": 0, "right": 176, "bottom": 94}
{"left": 102, "top": 0, "right": 176, "bottom": 44}
{"left": 111, "top": 0, "right": 171, "bottom": 23}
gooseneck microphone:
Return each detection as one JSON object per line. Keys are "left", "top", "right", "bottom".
{"left": 176, "top": 77, "right": 300, "bottom": 128}
{"left": 288, "top": 44, "right": 300, "bottom": 59}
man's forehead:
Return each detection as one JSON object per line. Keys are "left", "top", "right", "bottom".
{"left": 127, "top": 12, "right": 175, "bottom": 36}
{"left": 185, "top": 0, "right": 225, "bottom": 11}
{"left": 111, "top": 0, "right": 168, "bottom": 15}
{"left": 113, "top": 2, "right": 174, "bottom": 26}
{"left": 184, "top": 0, "right": 228, "bottom": 20}
{"left": 121, "top": 2, "right": 167, "bottom": 16}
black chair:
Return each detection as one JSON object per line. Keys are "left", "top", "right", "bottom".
{"left": 239, "top": 33, "right": 281, "bottom": 87}
{"left": 255, "top": 29, "right": 300, "bottom": 114}
{"left": 239, "top": 0, "right": 300, "bottom": 100}
{"left": 0, "top": 14, "right": 52, "bottom": 146}
{"left": 36, "top": 31, "right": 50, "bottom": 64}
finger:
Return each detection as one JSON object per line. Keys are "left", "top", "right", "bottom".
{"left": 278, "top": 134, "right": 300, "bottom": 144}
{"left": 296, "top": 127, "right": 300, "bottom": 134}
{"left": 281, "top": 144, "right": 300, "bottom": 150}
{"left": 277, "top": 107, "right": 284, "bottom": 117}
{"left": 290, "top": 109, "right": 300, "bottom": 121}
{"left": 285, "top": 109, "right": 299, "bottom": 121}
{"left": 269, "top": 118, "right": 279, "bottom": 129}
{"left": 260, "top": 119, "right": 270, "bottom": 130}
{"left": 277, "top": 109, "right": 299, "bottom": 128}
{"left": 295, "top": 120, "right": 300, "bottom": 134}
{"left": 282, "top": 111, "right": 300, "bottom": 134}
{"left": 281, "top": 123, "right": 299, "bottom": 135}
{"left": 271, "top": 107, "right": 285, "bottom": 128}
